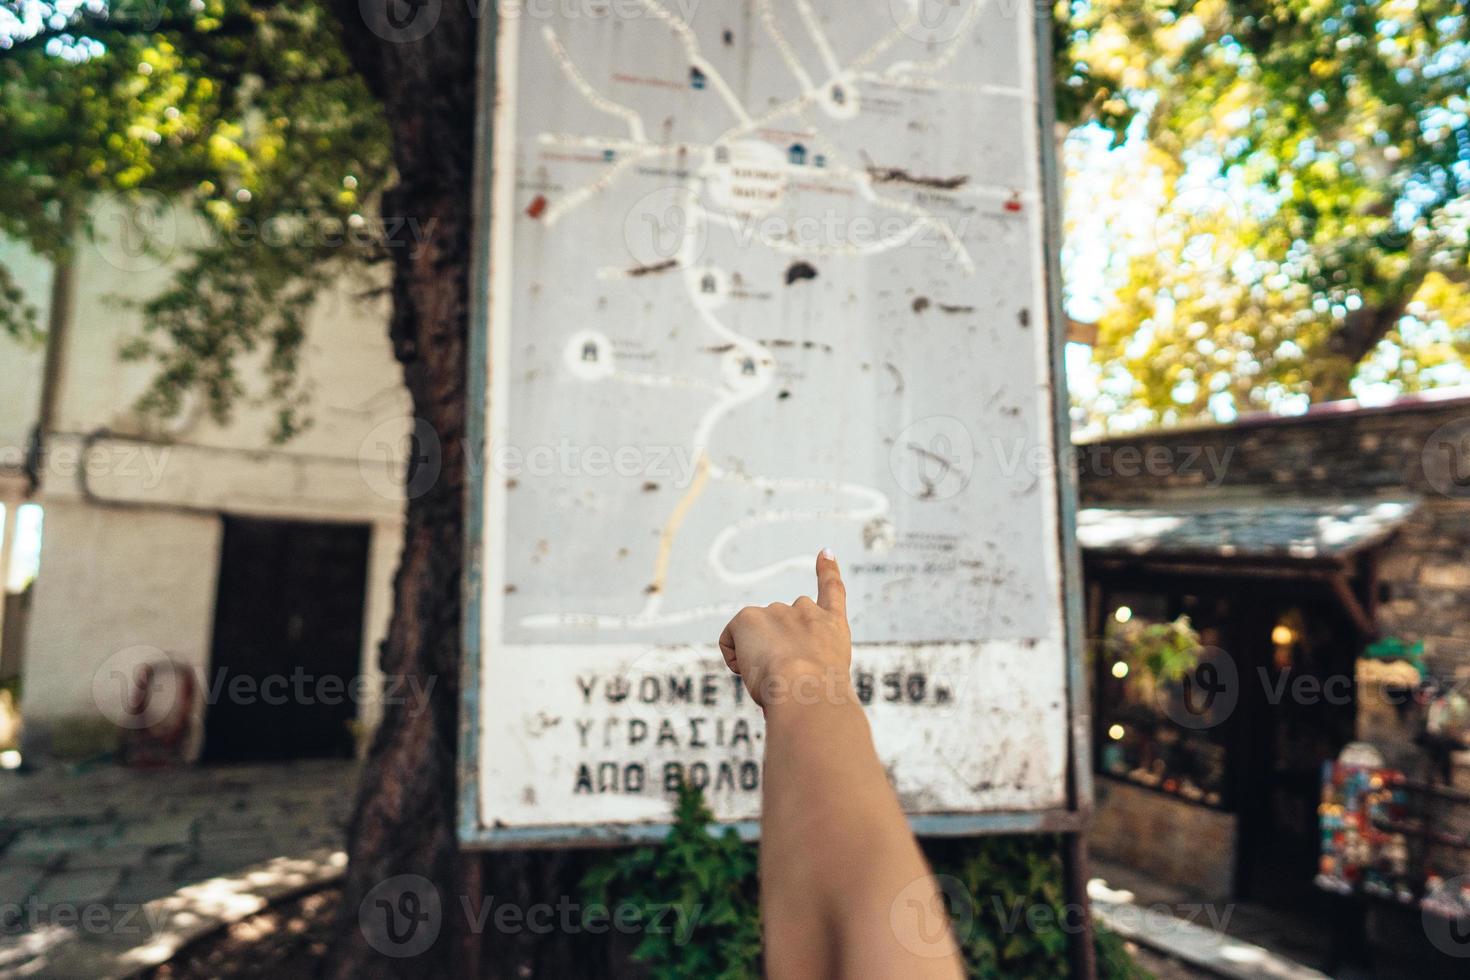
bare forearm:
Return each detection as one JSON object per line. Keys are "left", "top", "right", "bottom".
{"left": 761, "top": 682, "right": 964, "bottom": 978}
{"left": 718, "top": 553, "right": 963, "bottom": 978}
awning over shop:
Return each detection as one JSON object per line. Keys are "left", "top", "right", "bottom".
{"left": 1077, "top": 497, "right": 1422, "bottom": 562}
{"left": 1078, "top": 496, "right": 1423, "bottom": 636}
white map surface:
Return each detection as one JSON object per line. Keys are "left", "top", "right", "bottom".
{"left": 475, "top": 0, "right": 1072, "bottom": 834}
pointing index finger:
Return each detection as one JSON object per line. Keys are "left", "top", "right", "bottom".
{"left": 815, "top": 548, "right": 846, "bottom": 617}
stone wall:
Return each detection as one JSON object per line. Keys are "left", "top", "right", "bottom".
{"left": 1091, "top": 778, "right": 1237, "bottom": 899}
{"left": 1076, "top": 394, "right": 1470, "bottom": 681}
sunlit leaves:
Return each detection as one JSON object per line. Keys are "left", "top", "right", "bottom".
{"left": 1061, "top": 0, "right": 1470, "bottom": 429}
{"left": 0, "top": 0, "right": 390, "bottom": 440}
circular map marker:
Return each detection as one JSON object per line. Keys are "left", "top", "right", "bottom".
{"left": 565, "top": 330, "right": 616, "bottom": 380}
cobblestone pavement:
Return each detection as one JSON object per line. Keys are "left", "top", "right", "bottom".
{"left": 0, "top": 759, "right": 356, "bottom": 972}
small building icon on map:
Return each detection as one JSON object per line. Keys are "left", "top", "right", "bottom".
{"left": 690, "top": 66, "right": 706, "bottom": 89}
{"left": 700, "top": 273, "right": 717, "bottom": 294}
{"left": 788, "top": 143, "right": 807, "bottom": 166}
{"left": 582, "top": 341, "right": 599, "bottom": 362}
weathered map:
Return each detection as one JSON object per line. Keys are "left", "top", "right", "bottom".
{"left": 474, "top": 0, "right": 1072, "bottom": 835}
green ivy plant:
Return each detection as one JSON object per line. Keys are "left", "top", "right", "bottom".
{"left": 582, "top": 787, "right": 1151, "bottom": 980}
{"left": 580, "top": 784, "right": 762, "bottom": 980}
{"left": 928, "top": 835, "right": 1150, "bottom": 980}
{"left": 1108, "top": 615, "right": 1203, "bottom": 686}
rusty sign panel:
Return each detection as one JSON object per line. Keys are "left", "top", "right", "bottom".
{"left": 462, "top": 0, "right": 1086, "bottom": 846}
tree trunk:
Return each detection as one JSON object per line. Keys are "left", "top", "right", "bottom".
{"left": 1309, "top": 278, "right": 1419, "bottom": 403}
{"left": 320, "top": 5, "right": 633, "bottom": 977}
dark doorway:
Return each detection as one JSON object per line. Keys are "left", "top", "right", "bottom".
{"left": 1090, "top": 568, "right": 1361, "bottom": 907}
{"left": 202, "top": 517, "right": 370, "bottom": 762}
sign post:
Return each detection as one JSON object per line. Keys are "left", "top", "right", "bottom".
{"left": 463, "top": 0, "right": 1091, "bottom": 970}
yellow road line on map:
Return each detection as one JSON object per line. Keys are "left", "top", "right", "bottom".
{"left": 650, "top": 454, "right": 711, "bottom": 593}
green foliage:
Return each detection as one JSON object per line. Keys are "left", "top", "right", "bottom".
{"left": 929, "top": 835, "right": 1152, "bottom": 980}
{"left": 1097, "top": 923, "right": 1151, "bottom": 980}
{"left": 1, "top": 0, "right": 391, "bottom": 439}
{"left": 1059, "top": 0, "right": 1470, "bottom": 423}
{"left": 1107, "top": 614, "right": 1204, "bottom": 685}
{"left": 580, "top": 784, "right": 762, "bottom": 980}
{"left": 584, "top": 788, "right": 1151, "bottom": 980}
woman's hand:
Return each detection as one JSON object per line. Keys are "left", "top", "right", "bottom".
{"left": 717, "top": 550, "right": 852, "bottom": 710}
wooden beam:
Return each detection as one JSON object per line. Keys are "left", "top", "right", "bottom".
{"left": 1066, "top": 318, "right": 1099, "bottom": 345}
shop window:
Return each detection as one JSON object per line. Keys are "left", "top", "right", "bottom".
{"left": 1097, "top": 594, "right": 1229, "bottom": 807}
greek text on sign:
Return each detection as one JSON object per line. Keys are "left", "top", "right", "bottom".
{"left": 471, "top": 0, "right": 1071, "bottom": 839}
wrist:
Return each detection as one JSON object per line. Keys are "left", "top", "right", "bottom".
{"left": 758, "top": 662, "right": 858, "bottom": 716}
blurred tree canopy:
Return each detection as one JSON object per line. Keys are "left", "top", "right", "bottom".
{"left": 0, "top": 0, "right": 390, "bottom": 439}
{"left": 1063, "top": 0, "right": 1470, "bottom": 427}
{"left": 2, "top": 1, "right": 1466, "bottom": 435}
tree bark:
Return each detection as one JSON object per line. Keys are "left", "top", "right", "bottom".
{"left": 321, "top": 2, "right": 479, "bottom": 976}
{"left": 1310, "top": 292, "right": 1414, "bottom": 402}
{"left": 321, "top": 4, "right": 630, "bottom": 977}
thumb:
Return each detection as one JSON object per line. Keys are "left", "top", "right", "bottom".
{"left": 815, "top": 548, "right": 846, "bottom": 617}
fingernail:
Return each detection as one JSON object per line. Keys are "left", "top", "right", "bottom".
{"left": 820, "top": 547, "right": 836, "bottom": 561}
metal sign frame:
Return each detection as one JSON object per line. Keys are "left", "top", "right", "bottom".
{"left": 460, "top": 0, "right": 1092, "bottom": 852}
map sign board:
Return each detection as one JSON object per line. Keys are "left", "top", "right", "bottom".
{"left": 462, "top": 0, "right": 1087, "bottom": 846}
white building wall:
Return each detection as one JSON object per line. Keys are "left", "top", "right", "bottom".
{"left": 0, "top": 244, "right": 49, "bottom": 466}
{"left": 22, "top": 498, "right": 222, "bottom": 727}
{"left": 3, "top": 199, "right": 410, "bottom": 757}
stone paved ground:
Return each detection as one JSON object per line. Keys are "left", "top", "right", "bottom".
{"left": 0, "top": 759, "right": 356, "bottom": 973}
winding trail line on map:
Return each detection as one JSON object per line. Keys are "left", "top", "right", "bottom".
{"left": 520, "top": 0, "right": 1017, "bottom": 631}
